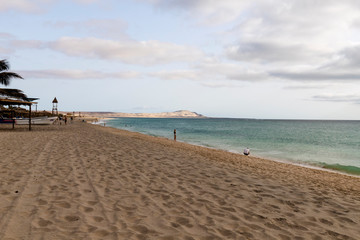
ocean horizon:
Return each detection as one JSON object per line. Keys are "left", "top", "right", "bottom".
{"left": 102, "top": 117, "right": 360, "bottom": 176}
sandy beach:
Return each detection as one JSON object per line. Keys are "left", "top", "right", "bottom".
{"left": 0, "top": 122, "right": 359, "bottom": 240}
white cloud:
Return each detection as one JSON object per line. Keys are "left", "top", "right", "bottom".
{"left": 141, "top": 0, "right": 360, "bottom": 84}
{"left": 271, "top": 70, "right": 360, "bottom": 82}
{"left": 0, "top": 32, "right": 16, "bottom": 39}
{"left": 11, "top": 40, "right": 45, "bottom": 49}
{"left": 200, "top": 82, "right": 243, "bottom": 88}
{"left": 19, "top": 69, "right": 141, "bottom": 80}
{"left": 0, "top": 0, "right": 55, "bottom": 13}
{"left": 320, "top": 45, "right": 360, "bottom": 70}
{"left": 46, "top": 19, "right": 130, "bottom": 39}
{"left": 312, "top": 93, "right": 360, "bottom": 104}
{"left": 0, "top": 0, "right": 39, "bottom": 12}
{"left": 149, "top": 60, "right": 269, "bottom": 84}
{"left": 72, "top": 0, "right": 99, "bottom": 3}
{"left": 48, "top": 37, "right": 204, "bottom": 65}
{"left": 149, "top": 70, "right": 199, "bottom": 81}
{"left": 0, "top": 0, "right": 102, "bottom": 13}
{"left": 226, "top": 41, "right": 328, "bottom": 64}
{"left": 140, "top": 0, "right": 254, "bottom": 25}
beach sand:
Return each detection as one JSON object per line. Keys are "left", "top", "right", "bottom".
{"left": 0, "top": 122, "right": 359, "bottom": 239}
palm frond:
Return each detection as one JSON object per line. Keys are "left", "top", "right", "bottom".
{"left": 0, "top": 59, "right": 10, "bottom": 71}
{"left": 0, "top": 88, "right": 28, "bottom": 100}
{"left": 0, "top": 72, "right": 23, "bottom": 86}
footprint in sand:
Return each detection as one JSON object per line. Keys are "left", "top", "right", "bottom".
{"left": 320, "top": 218, "right": 333, "bottom": 226}
{"left": 93, "top": 229, "right": 110, "bottom": 237}
{"left": 38, "top": 199, "right": 48, "bottom": 205}
{"left": 93, "top": 216, "right": 104, "bottom": 222}
{"left": 81, "top": 206, "right": 94, "bottom": 213}
{"left": 1, "top": 190, "right": 10, "bottom": 195}
{"left": 38, "top": 218, "right": 53, "bottom": 227}
{"left": 83, "top": 189, "right": 92, "bottom": 193}
{"left": 171, "top": 222, "right": 180, "bottom": 228}
{"left": 132, "top": 224, "right": 149, "bottom": 234}
{"left": 88, "top": 201, "right": 98, "bottom": 206}
{"left": 56, "top": 201, "right": 71, "bottom": 209}
{"left": 218, "top": 227, "right": 236, "bottom": 238}
{"left": 65, "top": 215, "right": 80, "bottom": 222}
{"left": 175, "top": 217, "right": 193, "bottom": 227}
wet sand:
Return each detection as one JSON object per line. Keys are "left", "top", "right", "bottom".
{"left": 0, "top": 122, "right": 359, "bottom": 239}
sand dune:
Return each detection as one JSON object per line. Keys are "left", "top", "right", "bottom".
{"left": 0, "top": 122, "right": 359, "bottom": 239}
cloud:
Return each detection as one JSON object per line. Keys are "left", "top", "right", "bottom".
{"left": 139, "top": 0, "right": 254, "bottom": 25}
{"left": 19, "top": 69, "right": 141, "bottom": 80}
{"left": 320, "top": 45, "right": 360, "bottom": 70}
{"left": 0, "top": 0, "right": 55, "bottom": 13}
{"left": 0, "top": 32, "right": 16, "bottom": 39}
{"left": 0, "top": 46, "right": 13, "bottom": 55}
{"left": 312, "top": 94, "right": 360, "bottom": 104}
{"left": 149, "top": 60, "right": 269, "bottom": 83}
{"left": 283, "top": 85, "right": 327, "bottom": 90}
{"left": 271, "top": 71, "right": 360, "bottom": 82}
{"left": 72, "top": 0, "right": 99, "bottom": 3}
{"left": 194, "top": 60, "right": 269, "bottom": 82}
{"left": 149, "top": 70, "right": 199, "bottom": 81}
{"left": 0, "top": 0, "right": 102, "bottom": 13}
{"left": 137, "top": 1, "right": 360, "bottom": 84}
{"left": 0, "top": 0, "right": 39, "bottom": 12}
{"left": 221, "top": 1, "right": 360, "bottom": 80}
{"left": 200, "top": 82, "right": 243, "bottom": 88}
{"left": 46, "top": 19, "right": 130, "bottom": 39}
{"left": 267, "top": 43, "right": 360, "bottom": 82}
{"left": 10, "top": 40, "right": 45, "bottom": 49}
{"left": 48, "top": 37, "right": 204, "bottom": 65}
{"left": 226, "top": 41, "right": 328, "bottom": 64}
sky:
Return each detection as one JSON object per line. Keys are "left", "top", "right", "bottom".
{"left": 1, "top": 0, "right": 360, "bottom": 119}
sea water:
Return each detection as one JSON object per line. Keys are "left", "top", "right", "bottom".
{"left": 104, "top": 118, "right": 360, "bottom": 175}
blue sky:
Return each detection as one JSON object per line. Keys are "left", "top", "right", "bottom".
{"left": 1, "top": 0, "right": 360, "bottom": 119}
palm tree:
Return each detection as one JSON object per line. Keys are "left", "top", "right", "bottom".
{"left": 0, "top": 59, "right": 28, "bottom": 100}
{"left": 0, "top": 88, "right": 28, "bottom": 100}
{"left": 0, "top": 59, "right": 23, "bottom": 86}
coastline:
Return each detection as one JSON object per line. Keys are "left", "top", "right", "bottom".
{"left": 98, "top": 123, "right": 360, "bottom": 192}
{"left": 0, "top": 122, "right": 359, "bottom": 239}
{"left": 101, "top": 119, "right": 360, "bottom": 178}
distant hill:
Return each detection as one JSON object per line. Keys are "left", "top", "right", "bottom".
{"left": 79, "top": 110, "right": 206, "bottom": 118}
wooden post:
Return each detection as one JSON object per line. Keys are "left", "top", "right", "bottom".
{"left": 11, "top": 110, "right": 15, "bottom": 129}
{"left": 29, "top": 104, "right": 32, "bottom": 131}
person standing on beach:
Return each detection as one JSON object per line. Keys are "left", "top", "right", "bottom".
{"left": 244, "top": 147, "right": 250, "bottom": 156}
{"left": 174, "top": 129, "right": 176, "bottom": 141}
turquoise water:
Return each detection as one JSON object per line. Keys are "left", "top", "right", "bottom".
{"left": 104, "top": 118, "right": 360, "bottom": 175}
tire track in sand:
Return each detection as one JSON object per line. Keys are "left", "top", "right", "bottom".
{"left": 67, "top": 133, "right": 119, "bottom": 240}
{"left": 0, "top": 135, "right": 54, "bottom": 239}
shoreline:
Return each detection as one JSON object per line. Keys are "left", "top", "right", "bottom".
{"left": 96, "top": 122, "right": 360, "bottom": 193}
{"left": 0, "top": 122, "right": 359, "bottom": 239}
{"left": 99, "top": 121, "right": 360, "bottom": 179}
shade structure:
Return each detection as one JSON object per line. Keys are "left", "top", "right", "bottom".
{"left": 0, "top": 98, "right": 33, "bottom": 106}
{"left": 0, "top": 98, "right": 34, "bottom": 131}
